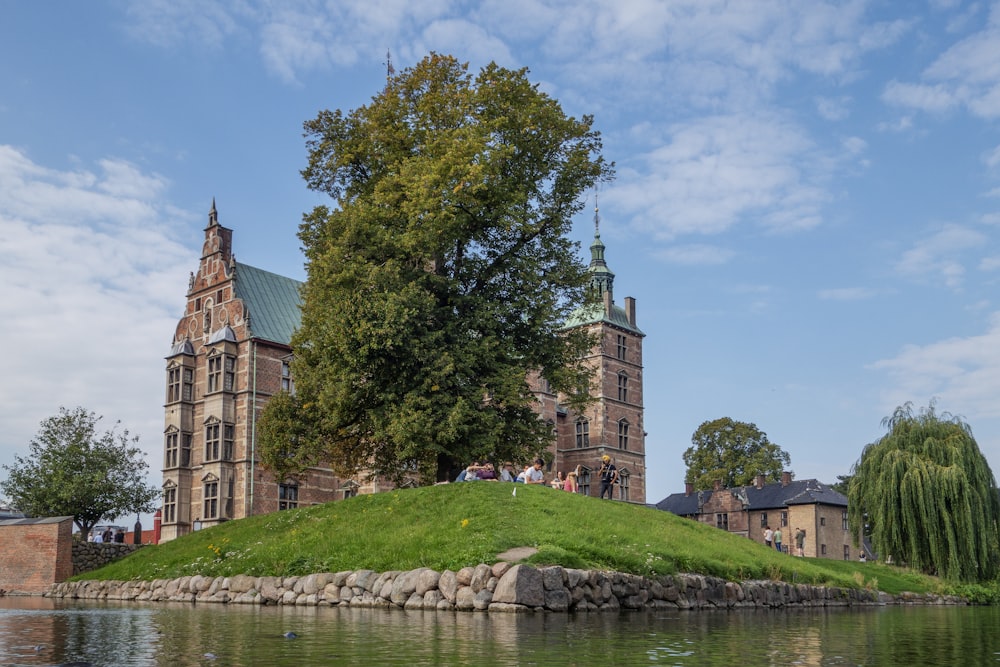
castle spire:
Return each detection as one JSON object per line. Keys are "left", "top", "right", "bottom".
{"left": 587, "top": 198, "right": 614, "bottom": 302}
{"left": 208, "top": 198, "right": 218, "bottom": 227}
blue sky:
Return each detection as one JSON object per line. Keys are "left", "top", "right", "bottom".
{"left": 3, "top": 1, "right": 1000, "bottom": 509}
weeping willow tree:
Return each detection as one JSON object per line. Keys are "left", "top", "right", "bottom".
{"left": 848, "top": 403, "right": 1000, "bottom": 582}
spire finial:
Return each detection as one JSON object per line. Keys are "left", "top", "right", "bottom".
{"left": 594, "top": 193, "right": 600, "bottom": 237}
{"left": 385, "top": 49, "right": 395, "bottom": 80}
{"left": 209, "top": 198, "right": 218, "bottom": 226}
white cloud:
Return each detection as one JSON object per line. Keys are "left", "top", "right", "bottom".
{"left": 894, "top": 224, "right": 987, "bottom": 288}
{"left": 0, "top": 146, "right": 195, "bottom": 480}
{"left": 607, "top": 114, "right": 829, "bottom": 240}
{"left": 816, "top": 95, "right": 852, "bottom": 120}
{"left": 882, "top": 81, "right": 960, "bottom": 114}
{"left": 883, "top": 4, "right": 1000, "bottom": 119}
{"left": 984, "top": 144, "right": 1000, "bottom": 168}
{"left": 653, "top": 243, "right": 735, "bottom": 266}
{"left": 873, "top": 312, "right": 1000, "bottom": 420}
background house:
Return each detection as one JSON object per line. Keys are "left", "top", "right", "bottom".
{"left": 655, "top": 472, "right": 856, "bottom": 560}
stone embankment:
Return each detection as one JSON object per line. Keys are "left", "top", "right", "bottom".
{"left": 48, "top": 563, "right": 965, "bottom": 611}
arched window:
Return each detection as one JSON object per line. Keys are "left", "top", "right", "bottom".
{"left": 618, "top": 419, "right": 629, "bottom": 450}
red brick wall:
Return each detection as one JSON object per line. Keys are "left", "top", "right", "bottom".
{"left": 0, "top": 518, "right": 74, "bottom": 593}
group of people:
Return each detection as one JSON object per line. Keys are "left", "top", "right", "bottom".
{"left": 90, "top": 527, "right": 125, "bottom": 543}
{"left": 454, "top": 454, "right": 620, "bottom": 499}
{"left": 763, "top": 525, "right": 807, "bottom": 556}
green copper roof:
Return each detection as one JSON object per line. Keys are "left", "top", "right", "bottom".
{"left": 564, "top": 301, "right": 644, "bottom": 335}
{"left": 233, "top": 262, "right": 302, "bottom": 345}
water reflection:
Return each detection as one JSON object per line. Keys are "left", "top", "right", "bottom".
{"left": 1, "top": 598, "right": 998, "bottom": 666}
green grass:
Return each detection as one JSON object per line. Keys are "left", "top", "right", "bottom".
{"left": 77, "top": 483, "right": 948, "bottom": 596}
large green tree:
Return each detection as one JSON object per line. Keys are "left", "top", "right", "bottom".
{"left": 848, "top": 403, "right": 1000, "bottom": 581}
{"left": 259, "top": 54, "right": 609, "bottom": 483}
{"left": 683, "top": 417, "right": 791, "bottom": 490}
{"left": 0, "top": 407, "right": 159, "bottom": 537}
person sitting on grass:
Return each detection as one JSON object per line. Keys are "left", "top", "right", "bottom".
{"left": 524, "top": 458, "right": 546, "bottom": 484}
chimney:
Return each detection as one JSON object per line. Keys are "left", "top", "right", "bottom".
{"left": 603, "top": 289, "right": 613, "bottom": 316}
{"left": 713, "top": 479, "right": 723, "bottom": 491}
{"left": 625, "top": 296, "right": 637, "bottom": 327}
{"left": 684, "top": 482, "right": 693, "bottom": 496}
{"left": 755, "top": 474, "right": 765, "bottom": 489}
{"left": 781, "top": 471, "right": 792, "bottom": 487}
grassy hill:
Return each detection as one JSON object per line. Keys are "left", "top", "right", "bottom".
{"left": 79, "top": 482, "right": 943, "bottom": 596}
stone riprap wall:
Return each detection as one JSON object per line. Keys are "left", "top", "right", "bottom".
{"left": 47, "top": 563, "right": 965, "bottom": 610}
{"left": 72, "top": 541, "right": 143, "bottom": 576}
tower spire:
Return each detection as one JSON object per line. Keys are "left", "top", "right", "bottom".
{"left": 587, "top": 193, "right": 613, "bottom": 302}
{"left": 385, "top": 49, "right": 395, "bottom": 81}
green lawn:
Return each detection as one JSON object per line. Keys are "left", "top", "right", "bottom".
{"left": 78, "top": 482, "right": 949, "bottom": 597}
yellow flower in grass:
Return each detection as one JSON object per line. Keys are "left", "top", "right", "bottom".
{"left": 461, "top": 519, "right": 470, "bottom": 528}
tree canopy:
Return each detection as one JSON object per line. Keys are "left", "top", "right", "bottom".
{"left": 683, "top": 417, "right": 791, "bottom": 490}
{"left": 0, "top": 407, "right": 159, "bottom": 536}
{"left": 848, "top": 403, "right": 1000, "bottom": 582}
{"left": 258, "top": 53, "right": 610, "bottom": 483}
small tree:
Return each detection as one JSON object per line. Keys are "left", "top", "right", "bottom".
{"left": 848, "top": 403, "right": 1000, "bottom": 582}
{"left": 683, "top": 417, "right": 791, "bottom": 491}
{"left": 0, "top": 407, "right": 159, "bottom": 537}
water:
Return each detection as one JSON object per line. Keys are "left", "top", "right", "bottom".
{"left": 1, "top": 598, "right": 998, "bottom": 666}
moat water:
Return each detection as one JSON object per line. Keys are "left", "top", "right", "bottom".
{"left": 1, "top": 597, "right": 998, "bottom": 666}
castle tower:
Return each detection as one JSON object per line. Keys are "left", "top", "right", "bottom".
{"left": 544, "top": 206, "right": 646, "bottom": 501}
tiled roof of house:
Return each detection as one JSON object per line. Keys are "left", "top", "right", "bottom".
{"left": 654, "top": 478, "right": 847, "bottom": 516}
{"left": 233, "top": 262, "right": 303, "bottom": 346}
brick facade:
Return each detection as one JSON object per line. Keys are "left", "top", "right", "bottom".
{"left": 0, "top": 517, "right": 74, "bottom": 593}
{"left": 161, "top": 205, "right": 647, "bottom": 540}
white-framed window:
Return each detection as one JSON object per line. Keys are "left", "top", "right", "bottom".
{"left": 167, "top": 366, "right": 181, "bottom": 403}
{"left": 223, "top": 424, "right": 234, "bottom": 461}
{"left": 781, "top": 511, "right": 788, "bottom": 527}
{"left": 207, "top": 354, "right": 235, "bottom": 393}
{"left": 281, "top": 360, "right": 294, "bottom": 393}
{"left": 204, "top": 481, "right": 219, "bottom": 519}
{"left": 842, "top": 511, "right": 849, "bottom": 531}
{"left": 575, "top": 419, "right": 590, "bottom": 448}
{"left": 165, "top": 429, "right": 191, "bottom": 468}
{"left": 618, "top": 470, "right": 630, "bottom": 501}
{"left": 760, "top": 512, "right": 768, "bottom": 528}
{"left": 278, "top": 483, "right": 298, "bottom": 510}
{"left": 716, "top": 513, "right": 729, "bottom": 530}
{"left": 163, "top": 487, "right": 177, "bottom": 523}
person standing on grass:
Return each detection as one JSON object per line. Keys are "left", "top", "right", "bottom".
{"left": 794, "top": 527, "right": 806, "bottom": 557}
{"left": 773, "top": 527, "right": 783, "bottom": 553}
{"left": 598, "top": 455, "right": 618, "bottom": 499}
{"left": 764, "top": 525, "right": 774, "bottom": 548}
